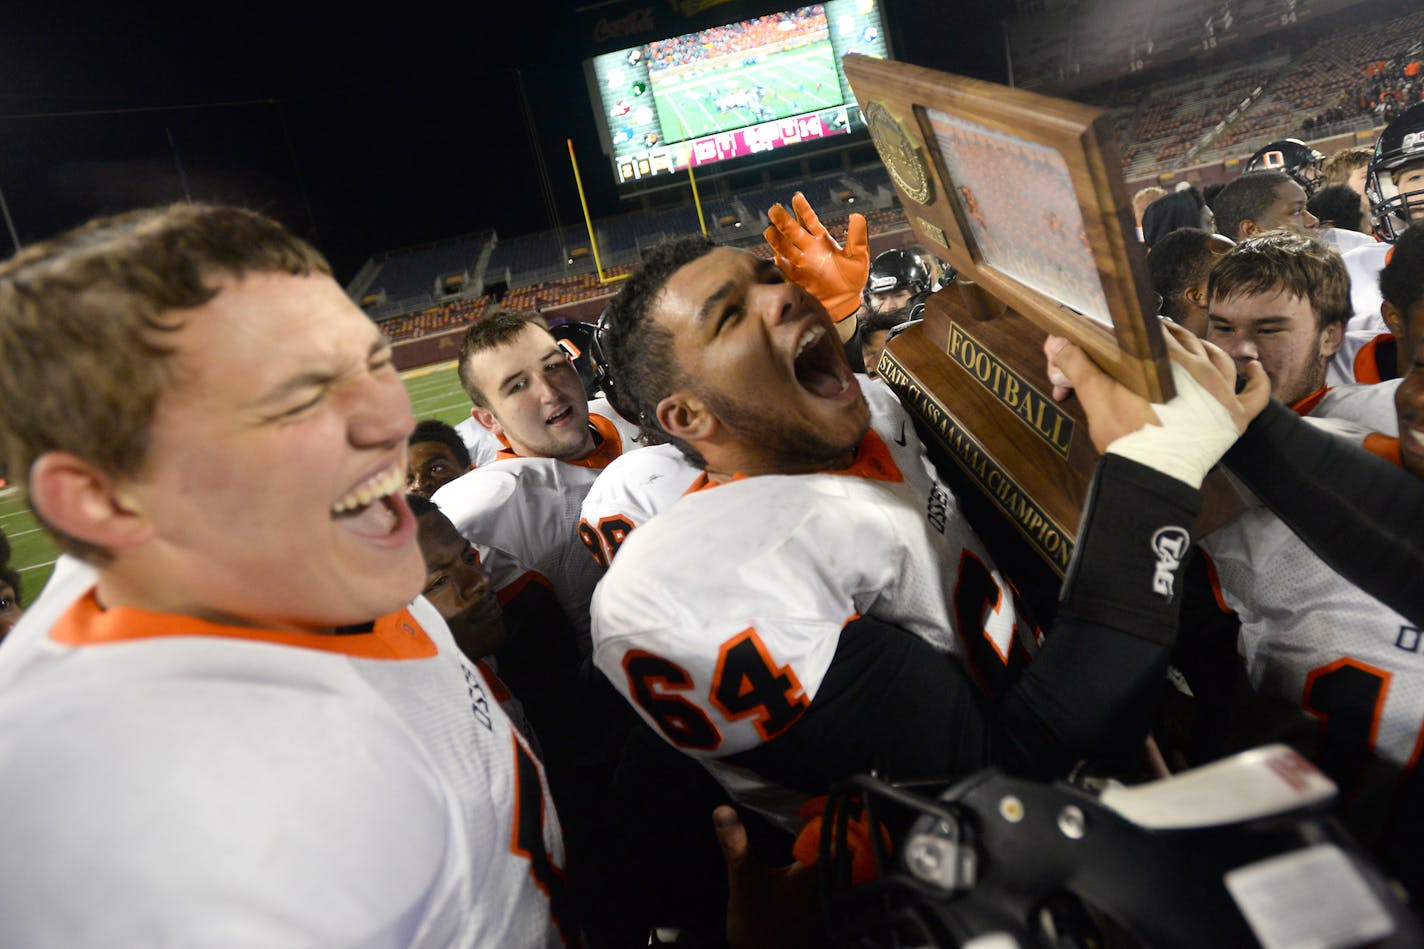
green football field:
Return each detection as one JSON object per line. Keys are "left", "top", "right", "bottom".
{"left": 0, "top": 359, "right": 472, "bottom": 605}
{"left": 654, "top": 41, "right": 843, "bottom": 142}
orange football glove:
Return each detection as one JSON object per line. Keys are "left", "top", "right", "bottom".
{"left": 790, "top": 795, "right": 888, "bottom": 886}
{"left": 764, "top": 191, "right": 869, "bottom": 323}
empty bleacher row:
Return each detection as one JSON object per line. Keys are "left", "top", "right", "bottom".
{"left": 357, "top": 164, "right": 893, "bottom": 333}
{"left": 1006, "top": 0, "right": 1365, "bottom": 91}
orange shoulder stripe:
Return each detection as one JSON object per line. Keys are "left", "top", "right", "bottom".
{"left": 1363, "top": 433, "right": 1402, "bottom": 466}
{"left": 495, "top": 570, "right": 555, "bottom": 606}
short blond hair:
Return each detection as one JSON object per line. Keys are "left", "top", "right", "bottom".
{"left": 1133, "top": 186, "right": 1168, "bottom": 223}
{"left": 1322, "top": 146, "right": 1372, "bottom": 188}
{"left": 0, "top": 204, "right": 330, "bottom": 559}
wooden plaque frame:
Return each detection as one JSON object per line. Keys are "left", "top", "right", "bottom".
{"left": 845, "top": 53, "right": 1170, "bottom": 400}
{"left": 843, "top": 55, "right": 1173, "bottom": 575}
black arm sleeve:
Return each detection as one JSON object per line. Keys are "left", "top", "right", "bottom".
{"left": 1222, "top": 399, "right": 1424, "bottom": 625}
{"left": 728, "top": 456, "right": 1198, "bottom": 790}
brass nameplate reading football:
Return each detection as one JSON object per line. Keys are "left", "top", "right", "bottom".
{"left": 880, "top": 349, "right": 1074, "bottom": 573}
{"left": 946, "top": 323, "right": 1074, "bottom": 460}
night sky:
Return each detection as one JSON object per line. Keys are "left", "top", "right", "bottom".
{"left": 0, "top": 2, "right": 1011, "bottom": 281}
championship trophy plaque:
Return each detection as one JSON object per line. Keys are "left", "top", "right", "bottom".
{"left": 843, "top": 54, "right": 1173, "bottom": 581}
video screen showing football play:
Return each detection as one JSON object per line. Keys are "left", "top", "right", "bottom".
{"left": 586, "top": 0, "right": 890, "bottom": 188}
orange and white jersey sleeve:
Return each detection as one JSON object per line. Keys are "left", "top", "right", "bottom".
{"left": 588, "top": 397, "right": 643, "bottom": 456}
{"left": 0, "top": 586, "right": 567, "bottom": 947}
{"left": 578, "top": 443, "right": 701, "bottom": 567}
{"left": 433, "top": 457, "right": 603, "bottom": 635}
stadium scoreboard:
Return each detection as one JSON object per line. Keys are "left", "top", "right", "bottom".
{"left": 586, "top": 1, "right": 891, "bottom": 190}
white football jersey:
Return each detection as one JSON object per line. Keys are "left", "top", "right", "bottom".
{"left": 579, "top": 443, "right": 701, "bottom": 567}
{"left": 1204, "top": 498, "right": 1424, "bottom": 849}
{"left": 591, "top": 384, "right": 1030, "bottom": 823}
{"left": 0, "top": 565, "right": 567, "bottom": 948}
{"left": 433, "top": 457, "right": 603, "bottom": 638}
{"left": 1311, "top": 379, "right": 1401, "bottom": 435}
{"left": 1343, "top": 241, "right": 1389, "bottom": 335}
{"left": 1328, "top": 329, "right": 1384, "bottom": 387}
{"left": 454, "top": 416, "right": 504, "bottom": 468}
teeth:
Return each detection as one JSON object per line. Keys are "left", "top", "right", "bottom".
{"left": 1410, "top": 429, "right": 1424, "bottom": 448}
{"left": 332, "top": 463, "right": 404, "bottom": 514}
{"left": 796, "top": 326, "right": 824, "bottom": 358}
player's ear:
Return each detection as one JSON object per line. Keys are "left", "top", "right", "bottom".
{"left": 1183, "top": 284, "right": 1209, "bottom": 310}
{"left": 28, "top": 452, "right": 153, "bottom": 552}
{"left": 1381, "top": 300, "right": 1407, "bottom": 342}
{"left": 1238, "top": 219, "right": 1261, "bottom": 239}
{"left": 1319, "top": 318, "right": 1345, "bottom": 359}
{"left": 470, "top": 406, "right": 502, "bottom": 437}
{"left": 655, "top": 391, "right": 715, "bottom": 445}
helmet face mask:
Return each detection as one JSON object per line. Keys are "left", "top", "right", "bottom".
{"left": 1368, "top": 104, "right": 1424, "bottom": 242}
{"left": 1245, "top": 139, "right": 1326, "bottom": 196}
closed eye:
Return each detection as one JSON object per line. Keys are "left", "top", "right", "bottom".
{"left": 716, "top": 302, "right": 743, "bottom": 335}
{"left": 276, "top": 390, "right": 324, "bottom": 419}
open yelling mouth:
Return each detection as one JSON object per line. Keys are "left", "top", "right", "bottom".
{"left": 331, "top": 461, "right": 411, "bottom": 542}
{"left": 792, "top": 320, "right": 857, "bottom": 401}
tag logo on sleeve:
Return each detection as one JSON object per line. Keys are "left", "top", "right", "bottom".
{"left": 1150, "top": 527, "right": 1190, "bottom": 597}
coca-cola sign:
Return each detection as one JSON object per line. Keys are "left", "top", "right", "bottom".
{"left": 593, "top": 8, "right": 654, "bottom": 42}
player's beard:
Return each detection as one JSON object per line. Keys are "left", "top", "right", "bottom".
{"left": 700, "top": 386, "right": 869, "bottom": 472}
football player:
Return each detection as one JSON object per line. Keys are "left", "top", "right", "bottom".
{"left": 591, "top": 234, "right": 1265, "bottom": 830}
{"left": 435, "top": 309, "right": 645, "bottom": 641}
{"left": 1338, "top": 104, "right": 1424, "bottom": 359}
{"left": 1199, "top": 332, "right": 1424, "bottom": 898}
{"left": 1207, "top": 233, "right": 1396, "bottom": 430}
{"left": 0, "top": 205, "right": 568, "bottom": 946}
{"left": 406, "top": 418, "right": 473, "bottom": 499}
{"left": 1212, "top": 170, "right": 1318, "bottom": 242}
{"left": 862, "top": 248, "right": 929, "bottom": 317}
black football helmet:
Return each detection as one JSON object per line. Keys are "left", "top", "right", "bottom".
{"left": 549, "top": 321, "right": 604, "bottom": 401}
{"left": 1368, "top": 102, "right": 1424, "bottom": 242}
{"left": 865, "top": 249, "right": 930, "bottom": 313}
{"left": 821, "top": 745, "right": 1421, "bottom": 947}
{"left": 1244, "top": 139, "right": 1326, "bottom": 196}
{"left": 590, "top": 306, "right": 649, "bottom": 432}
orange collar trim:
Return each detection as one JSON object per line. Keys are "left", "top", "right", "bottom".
{"left": 494, "top": 412, "right": 623, "bottom": 470}
{"left": 684, "top": 429, "right": 905, "bottom": 495}
{"left": 1353, "top": 333, "right": 1396, "bottom": 385}
{"left": 50, "top": 590, "right": 438, "bottom": 660}
{"left": 1290, "top": 386, "right": 1331, "bottom": 417}
{"left": 1362, "top": 433, "right": 1402, "bottom": 467}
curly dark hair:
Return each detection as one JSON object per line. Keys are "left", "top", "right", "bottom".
{"left": 408, "top": 419, "right": 471, "bottom": 470}
{"left": 598, "top": 236, "right": 718, "bottom": 465}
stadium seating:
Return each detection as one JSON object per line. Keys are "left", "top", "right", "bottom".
{"left": 355, "top": 4, "right": 1424, "bottom": 345}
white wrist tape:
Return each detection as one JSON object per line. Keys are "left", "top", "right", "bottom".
{"left": 1105, "top": 361, "right": 1239, "bottom": 488}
